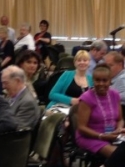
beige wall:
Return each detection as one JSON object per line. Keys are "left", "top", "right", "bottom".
{"left": 1, "top": 0, "right": 125, "bottom": 39}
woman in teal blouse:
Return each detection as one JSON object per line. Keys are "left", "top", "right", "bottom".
{"left": 46, "top": 50, "right": 93, "bottom": 109}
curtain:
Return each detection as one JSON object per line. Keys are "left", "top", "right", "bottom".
{"left": 0, "top": 0, "right": 125, "bottom": 39}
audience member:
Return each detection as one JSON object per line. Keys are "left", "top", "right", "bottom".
{"left": 0, "top": 15, "right": 16, "bottom": 43}
{"left": 1, "top": 65, "right": 40, "bottom": 129}
{"left": 34, "top": 20, "right": 51, "bottom": 68}
{"left": 76, "top": 63, "right": 125, "bottom": 167}
{"left": 86, "top": 40, "right": 108, "bottom": 75}
{"left": 121, "top": 44, "right": 125, "bottom": 67}
{"left": 0, "top": 26, "right": 14, "bottom": 70}
{"left": 104, "top": 51, "right": 125, "bottom": 106}
{"left": 0, "top": 95, "right": 17, "bottom": 132}
{"left": 14, "top": 23, "right": 35, "bottom": 51}
{"left": 16, "top": 50, "right": 43, "bottom": 99}
{"left": 46, "top": 50, "right": 93, "bottom": 109}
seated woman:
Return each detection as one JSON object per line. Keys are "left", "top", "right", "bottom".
{"left": 46, "top": 50, "right": 93, "bottom": 110}
{"left": 16, "top": 50, "right": 42, "bottom": 99}
{"left": 76, "top": 63, "right": 125, "bottom": 167}
{"left": 34, "top": 20, "right": 51, "bottom": 69}
{"left": 0, "top": 25, "right": 14, "bottom": 70}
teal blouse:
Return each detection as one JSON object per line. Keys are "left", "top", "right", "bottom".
{"left": 46, "top": 70, "right": 93, "bottom": 109}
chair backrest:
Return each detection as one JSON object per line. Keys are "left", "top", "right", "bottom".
{"left": 59, "top": 52, "right": 70, "bottom": 59}
{"left": 14, "top": 45, "right": 28, "bottom": 63}
{"left": 46, "top": 45, "right": 60, "bottom": 66}
{"left": 68, "top": 104, "right": 79, "bottom": 144}
{"left": 54, "top": 43, "right": 65, "bottom": 53}
{"left": 121, "top": 105, "right": 125, "bottom": 121}
{"left": 55, "top": 56, "right": 75, "bottom": 71}
{"left": 44, "top": 70, "right": 64, "bottom": 105}
{"left": 34, "top": 113, "right": 66, "bottom": 159}
{"left": 0, "top": 128, "right": 31, "bottom": 167}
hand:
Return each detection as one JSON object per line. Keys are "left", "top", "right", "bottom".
{"left": 100, "top": 133, "right": 118, "bottom": 141}
{"left": 120, "top": 128, "right": 125, "bottom": 133}
{"left": 71, "top": 98, "right": 79, "bottom": 105}
{"left": 45, "top": 110, "right": 53, "bottom": 116}
{"left": 114, "top": 128, "right": 125, "bottom": 134}
{"left": 35, "top": 38, "right": 41, "bottom": 43}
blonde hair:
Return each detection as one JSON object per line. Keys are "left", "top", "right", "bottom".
{"left": 0, "top": 25, "right": 8, "bottom": 35}
{"left": 74, "top": 50, "right": 90, "bottom": 62}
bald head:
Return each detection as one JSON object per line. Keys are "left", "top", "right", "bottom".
{"left": 104, "top": 51, "right": 124, "bottom": 78}
{"left": 0, "top": 16, "right": 9, "bottom": 26}
{"left": 1, "top": 65, "right": 26, "bottom": 97}
{"left": 2, "top": 65, "right": 26, "bottom": 82}
{"left": 90, "top": 40, "right": 108, "bottom": 61}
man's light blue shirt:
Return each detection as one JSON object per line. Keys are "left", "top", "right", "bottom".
{"left": 110, "top": 69, "right": 125, "bottom": 105}
{"left": 86, "top": 53, "right": 97, "bottom": 75}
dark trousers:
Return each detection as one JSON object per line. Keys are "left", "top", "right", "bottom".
{"left": 105, "top": 142, "right": 125, "bottom": 167}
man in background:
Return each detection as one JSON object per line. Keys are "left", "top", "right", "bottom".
{"left": 0, "top": 15, "right": 16, "bottom": 43}
{"left": 0, "top": 95, "right": 17, "bottom": 132}
{"left": 104, "top": 51, "right": 125, "bottom": 117}
{"left": 1, "top": 65, "right": 40, "bottom": 129}
{"left": 104, "top": 51, "right": 125, "bottom": 104}
{"left": 86, "top": 40, "right": 108, "bottom": 75}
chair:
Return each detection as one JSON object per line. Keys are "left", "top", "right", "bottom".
{"left": 14, "top": 45, "right": 28, "bottom": 62}
{"left": 28, "top": 113, "right": 66, "bottom": 167}
{"left": 71, "top": 41, "right": 92, "bottom": 56}
{"left": 67, "top": 105, "right": 106, "bottom": 167}
{"left": 121, "top": 105, "right": 125, "bottom": 121}
{"left": 54, "top": 43, "right": 65, "bottom": 54}
{"left": 59, "top": 52, "right": 70, "bottom": 59}
{"left": 46, "top": 45, "right": 60, "bottom": 66}
{"left": 0, "top": 128, "right": 31, "bottom": 167}
{"left": 55, "top": 56, "right": 75, "bottom": 71}
{"left": 43, "top": 70, "right": 64, "bottom": 105}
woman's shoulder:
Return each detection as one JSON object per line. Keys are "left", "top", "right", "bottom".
{"left": 80, "top": 89, "right": 95, "bottom": 106}
{"left": 34, "top": 32, "right": 41, "bottom": 38}
{"left": 62, "top": 70, "right": 75, "bottom": 76}
{"left": 109, "top": 88, "right": 119, "bottom": 95}
{"left": 85, "top": 74, "right": 93, "bottom": 80}
{"left": 45, "top": 32, "right": 51, "bottom": 35}
{"left": 6, "top": 40, "right": 13, "bottom": 45}
{"left": 5, "top": 40, "right": 14, "bottom": 48}
{"left": 85, "top": 74, "right": 94, "bottom": 87}
{"left": 109, "top": 88, "right": 120, "bottom": 99}
{"left": 80, "top": 89, "right": 94, "bottom": 100}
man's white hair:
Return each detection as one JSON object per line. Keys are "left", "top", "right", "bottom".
{"left": 2, "top": 65, "right": 26, "bottom": 82}
{"left": 21, "top": 22, "right": 31, "bottom": 32}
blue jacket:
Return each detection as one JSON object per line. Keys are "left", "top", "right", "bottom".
{"left": 47, "top": 70, "right": 93, "bottom": 109}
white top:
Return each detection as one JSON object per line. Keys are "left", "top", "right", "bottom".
{"left": 8, "top": 27, "right": 16, "bottom": 43}
{"left": 14, "top": 33, "right": 35, "bottom": 51}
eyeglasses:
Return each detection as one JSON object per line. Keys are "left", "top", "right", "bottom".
{"left": 39, "top": 24, "right": 47, "bottom": 28}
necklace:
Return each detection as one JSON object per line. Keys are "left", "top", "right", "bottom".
{"left": 81, "top": 86, "right": 85, "bottom": 92}
{"left": 95, "top": 92, "right": 115, "bottom": 130}
{"left": 75, "top": 75, "right": 87, "bottom": 92}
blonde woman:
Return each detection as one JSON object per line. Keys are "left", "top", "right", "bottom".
{"left": 0, "top": 26, "right": 14, "bottom": 70}
{"left": 46, "top": 50, "right": 93, "bottom": 109}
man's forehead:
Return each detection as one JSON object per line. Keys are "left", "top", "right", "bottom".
{"left": 1, "top": 73, "right": 10, "bottom": 80}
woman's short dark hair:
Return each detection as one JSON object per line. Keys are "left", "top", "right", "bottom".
{"left": 93, "top": 63, "right": 111, "bottom": 75}
{"left": 16, "top": 50, "right": 41, "bottom": 71}
{"left": 39, "top": 20, "right": 49, "bottom": 28}
{"left": 121, "top": 44, "right": 125, "bottom": 57}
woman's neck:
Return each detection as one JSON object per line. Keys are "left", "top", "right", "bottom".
{"left": 93, "top": 88, "right": 107, "bottom": 97}
{"left": 75, "top": 69, "right": 86, "bottom": 77}
{"left": 26, "top": 73, "right": 33, "bottom": 80}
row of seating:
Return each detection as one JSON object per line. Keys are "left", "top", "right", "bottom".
{"left": 35, "top": 56, "right": 75, "bottom": 106}
{"left": 3, "top": 103, "right": 121, "bottom": 167}
{"left": 0, "top": 113, "right": 66, "bottom": 167}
